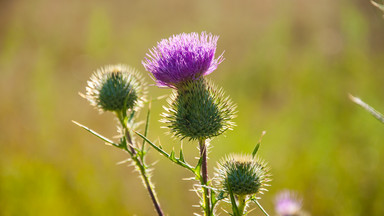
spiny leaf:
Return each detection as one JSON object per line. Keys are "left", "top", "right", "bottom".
{"left": 72, "top": 120, "right": 119, "bottom": 147}
{"left": 134, "top": 130, "right": 194, "bottom": 172}
{"left": 142, "top": 100, "right": 151, "bottom": 149}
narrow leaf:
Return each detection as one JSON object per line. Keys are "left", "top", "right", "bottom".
{"left": 252, "top": 131, "right": 266, "bottom": 158}
{"left": 72, "top": 120, "right": 119, "bottom": 147}
{"left": 127, "top": 113, "right": 135, "bottom": 126}
{"left": 135, "top": 130, "right": 170, "bottom": 158}
{"left": 252, "top": 199, "right": 270, "bottom": 216}
{"left": 252, "top": 143, "right": 260, "bottom": 158}
{"left": 349, "top": 94, "right": 384, "bottom": 124}
{"left": 142, "top": 100, "right": 151, "bottom": 148}
{"left": 134, "top": 130, "right": 194, "bottom": 172}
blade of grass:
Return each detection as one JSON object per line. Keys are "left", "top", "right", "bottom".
{"left": 371, "top": 0, "right": 384, "bottom": 12}
{"left": 349, "top": 94, "right": 384, "bottom": 124}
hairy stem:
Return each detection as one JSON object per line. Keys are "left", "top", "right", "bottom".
{"left": 199, "top": 138, "right": 211, "bottom": 216}
{"left": 132, "top": 155, "right": 164, "bottom": 216}
{"left": 117, "top": 112, "right": 164, "bottom": 216}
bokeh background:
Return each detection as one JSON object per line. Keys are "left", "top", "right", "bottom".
{"left": 1, "top": 0, "right": 384, "bottom": 215}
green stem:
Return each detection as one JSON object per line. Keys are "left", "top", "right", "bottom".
{"left": 117, "top": 111, "right": 164, "bottom": 216}
{"left": 228, "top": 187, "right": 240, "bottom": 216}
{"left": 237, "top": 195, "right": 246, "bottom": 215}
{"left": 199, "top": 139, "right": 211, "bottom": 216}
{"left": 131, "top": 155, "right": 164, "bottom": 216}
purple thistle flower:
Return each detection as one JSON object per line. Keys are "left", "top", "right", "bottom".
{"left": 142, "top": 32, "right": 224, "bottom": 88}
{"left": 275, "top": 190, "right": 303, "bottom": 216}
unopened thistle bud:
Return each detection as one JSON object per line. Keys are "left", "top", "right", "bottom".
{"left": 162, "top": 79, "right": 236, "bottom": 140}
{"left": 84, "top": 64, "right": 146, "bottom": 113}
{"left": 216, "top": 154, "right": 271, "bottom": 196}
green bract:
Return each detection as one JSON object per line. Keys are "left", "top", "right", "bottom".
{"left": 162, "top": 79, "right": 236, "bottom": 140}
{"left": 216, "top": 154, "right": 271, "bottom": 196}
{"left": 84, "top": 64, "right": 146, "bottom": 113}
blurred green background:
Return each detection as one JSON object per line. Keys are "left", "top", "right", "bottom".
{"left": 1, "top": 0, "right": 384, "bottom": 215}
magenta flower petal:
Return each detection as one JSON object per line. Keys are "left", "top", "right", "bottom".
{"left": 275, "top": 190, "right": 303, "bottom": 216}
{"left": 142, "top": 32, "right": 224, "bottom": 88}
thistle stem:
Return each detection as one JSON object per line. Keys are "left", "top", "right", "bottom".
{"left": 117, "top": 112, "right": 164, "bottom": 216}
{"left": 132, "top": 155, "right": 164, "bottom": 216}
{"left": 199, "top": 138, "right": 211, "bottom": 216}
{"left": 237, "top": 195, "right": 246, "bottom": 215}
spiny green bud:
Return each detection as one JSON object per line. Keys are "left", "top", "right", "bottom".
{"left": 162, "top": 79, "right": 236, "bottom": 140}
{"left": 84, "top": 64, "right": 146, "bottom": 113}
{"left": 216, "top": 154, "right": 271, "bottom": 196}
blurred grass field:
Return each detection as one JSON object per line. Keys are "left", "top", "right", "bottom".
{"left": 1, "top": 0, "right": 384, "bottom": 215}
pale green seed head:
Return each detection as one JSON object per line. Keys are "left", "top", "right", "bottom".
{"left": 162, "top": 78, "right": 236, "bottom": 140}
{"left": 216, "top": 154, "right": 271, "bottom": 196}
{"left": 84, "top": 64, "right": 146, "bottom": 113}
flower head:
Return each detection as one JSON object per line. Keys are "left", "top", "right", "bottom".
{"left": 275, "top": 190, "right": 303, "bottom": 216}
{"left": 142, "top": 32, "right": 224, "bottom": 88}
{"left": 84, "top": 64, "right": 146, "bottom": 112}
{"left": 162, "top": 79, "right": 236, "bottom": 140}
{"left": 216, "top": 154, "right": 271, "bottom": 196}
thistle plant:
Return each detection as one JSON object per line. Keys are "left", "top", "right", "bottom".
{"left": 76, "top": 32, "right": 274, "bottom": 216}
{"left": 84, "top": 65, "right": 145, "bottom": 112}
{"left": 74, "top": 64, "right": 164, "bottom": 216}
{"left": 215, "top": 149, "right": 271, "bottom": 216}
{"left": 142, "top": 32, "right": 237, "bottom": 215}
